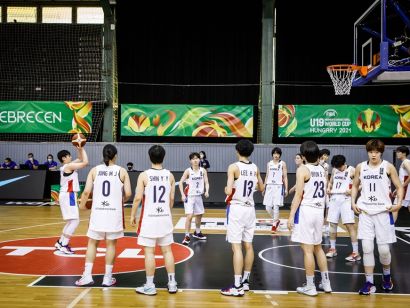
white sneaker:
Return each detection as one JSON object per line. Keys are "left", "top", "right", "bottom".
{"left": 325, "top": 248, "right": 337, "bottom": 258}
{"left": 242, "top": 279, "right": 250, "bottom": 291}
{"left": 54, "top": 240, "right": 62, "bottom": 250}
{"left": 318, "top": 280, "right": 332, "bottom": 293}
{"left": 220, "top": 284, "right": 245, "bottom": 297}
{"left": 296, "top": 284, "right": 318, "bottom": 296}
{"left": 75, "top": 275, "right": 94, "bottom": 287}
{"left": 135, "top": 284, "right": 157, "bottom": 296}
{"left": 59, "top": 244, "right": 74, "bottom": 255}
{"left": 102, "top": 276, "right": 116, "bottom": 287}
{"left": 167, "top": 281, "right": 178, "bottom": 294}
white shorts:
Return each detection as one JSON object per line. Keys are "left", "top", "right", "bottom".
{"left": 358, "top": 212, "right": 396, "bottom": 244}
{"left": 226, "top": 204, "right": 255, "bottom": 243}
{"left": 393, "top": 198, "right": 410, "bottom": 207}
{"left": 184, "top": 195, "right": 205, "bottom": 215}
{"left": 87, "top": 229, "right": 124, "bottom": 240}
{"left": 325, "top": 195, "right": 330, "bottom": 209}
{"left": 327, "top": 194, "right": 355, "bottom": 224}
{"left": 59, "top": 191, "right": 79, "bottom": 220}
{"left": 137, "top": 232, "right": 174, "bottom": 247}
{"left": 291, "top": 205, "right": 324, "bottom": 245}
{"left": 263, "top": 185, "right": 284, "bottom": 207}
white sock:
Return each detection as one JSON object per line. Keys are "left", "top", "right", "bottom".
{"left": 306, "top": 275, "right": 315, "bottom": 287}
{"left": 330, "top": 240, "right": 336, "bottom": 249}
{"left": 352, "top": 242, "right": 359, "bottom": 254}
{"left": 168, "top": 273, "right": 175, "bottom": 282}
{"left": 185, "top": 233, "right": 190, "bottom": 237}
{"left": 365, "top": 274, "right": 374, "bottom": 284}
{"left": 59, "top": 235, "right": 66, "bottom": 244}
{"left": 146, "top": 275, "right": 154, "bottom": 286}
{"left": 195, "top": 228, "right": 200, "bottom": 233}
{"left": 105, "top": 264, "right": 113, "bottom": 277}
{"left": 383, "top": 268, "right": 391, "bottom": 276}
{"left": 84, "top": 262, "right": 93, "bottom": 276}
{"left": 321, "top": 271, "right": 329, "bottom": 282}
{"left": 242, "top": 271, "right": 250, "bottom": 282}
{"left": 61, "top": 236, "right": 69, "bottom": 246}
{"left": 234, "top": 275, "right": 242, "bottom": 287}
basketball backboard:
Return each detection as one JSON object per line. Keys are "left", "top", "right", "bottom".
{"left": 352, "top": 0, "right": 410, "bottom": 86}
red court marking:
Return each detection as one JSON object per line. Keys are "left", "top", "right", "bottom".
{"left": 0, "top": 236, "right": 192, "bottom": 276}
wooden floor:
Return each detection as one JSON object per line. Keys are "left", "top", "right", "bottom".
{"left": 0, "top": 205, "right": 409, "bottom": 307}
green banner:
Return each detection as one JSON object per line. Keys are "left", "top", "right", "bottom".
{"left": 278, "top": 105, "right": 410, "bottom": 138}
{"left": 0, "top": 101, "right": 92, "bottom": 134}
{"left": 121, "top": 104, "right": 254, "bottom": 137}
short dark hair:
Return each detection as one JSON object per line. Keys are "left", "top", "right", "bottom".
{"left": 331, "top": 154, "right": 346, "bottom": 168}
{"left": 396, "top": 146, "right": 409, "bottom": 156}
{"left": 5, "top": 157, "right": 11, "bottom": 163}
{"left": 300, "top": 141, "right": 320, "bottom": 163}
{"left": 103, "top": 144, "right": 118, "bottom": 166}
{"left": 235, "top": 139, "right": 254, "bottom": 157}
{"left": 189, "top": 152, "right": 200, "bottom": 160}
{"left": 319, "top": 149, "right": 330, "bottom": 157}
{"left": 271, "top": 147, "right": 282, "bottom": 157}
{"left": 366, "top": 139, "right": 385, "bottom": 153}
{"left": 47, "top": 154, "right": 53, "bottom": 159}
{"left": 127, "top": 162, "right": 133, "bottom": 167}
{"left": 28, "top": 153, "right": 34, "bottom": 157}
{"left": 149, "top": 145, "right": 166, "bottom": 164}
{"left": 57, "top": 150, "right": 70, "bottom": 163}
{"left": 199, "top": 151, "right": 207, "bottom": 159}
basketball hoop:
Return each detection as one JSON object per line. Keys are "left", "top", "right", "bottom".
{"left": 327, "top": 64, "right": 368, "bottom": 95}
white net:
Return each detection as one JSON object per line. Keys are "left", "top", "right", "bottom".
{"left": 0, "top": 6, "right": 106, "bottom": 142}
{"left": 327, "top": 65, "right": 358, "bottom": 95}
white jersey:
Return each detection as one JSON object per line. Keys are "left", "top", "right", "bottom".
{"left": 59, "top": 164, "right": 80, "bottom": 192}
{"left": 357, "top": 160, "right": 392, "bottom": 215}
{"left": 265, "top": 160, "right": 284, "bottom": 185}
{"left": 300, "top": 164, "right": 326, "bottom": 209}
{"left": 227, "top": 161, "right": 258, "bottom": 207}
{"left": 399, "top": 159, "right": 410, "bottom": 200}
{"left": 331, "top": 165, "right": 355, "bottom": 195}
{"left": 185, "top": 167, "right": 205, "bottom": 196}
{"left": 138, "top": 168, "right": 173, "bottom": 237}
{"left": 89, "top": 164, "right": 124, "bottom": 232}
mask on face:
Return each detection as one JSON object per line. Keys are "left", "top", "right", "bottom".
{"left": 48, "top": 159, "right": 52, "bottom": 163}
{"left": 127, "top": 166, "right": 132, "bottom": 171}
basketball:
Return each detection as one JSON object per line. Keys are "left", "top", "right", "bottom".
{"left": 71, "top": 133, "right": 87, "bottom": 148}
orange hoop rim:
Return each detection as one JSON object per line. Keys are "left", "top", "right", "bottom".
{"left": 327, "top": 64, "right": 368, "bottom": 77}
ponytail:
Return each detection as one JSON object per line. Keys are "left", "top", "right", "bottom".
{"left": 102, "top": 144, "right": 117, "bottom": 166}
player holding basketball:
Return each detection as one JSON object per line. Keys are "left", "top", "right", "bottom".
{"left": 263, "top": 147, "right": 288, "bottom": 233}
{"left": 75, "top": 144, "right": 132, "bottom": 287}
{"left": 325, "top": 155, "right": 360, "bottom": 261}
{"left": 179, "top": 152, "right": 210, "bottom": 245}
{"left": 392, "top": 146, "right": 410, "bottom": 221}
{"left": 352, "top": 139, "right": 403, "bottom": 295}
{"left": 221, "top": 139, "right": 264, "bottom": 296}
{"left": 54, "top": 144, "right": 88, "bottom": 254}
{"left": 288, "top": 141, "right": 332, "bottom": 296}
{"left": 131, "top": 145, "right": 178, "bottom": 295}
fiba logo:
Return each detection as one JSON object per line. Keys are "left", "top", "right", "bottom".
{"left": 323, "top": 109, "right": 338, "bottom": 117}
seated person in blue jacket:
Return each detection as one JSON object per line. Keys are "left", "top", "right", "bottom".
{"left": 25, "top": 153, "right": 39, "bottom": 170}
{"left": 1, "top": 157, "right": 19, "bottom": 169}
{"left": 44, "top": 154, "right": 58, "bottom": 171}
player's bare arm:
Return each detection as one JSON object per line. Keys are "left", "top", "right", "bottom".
{"left": 178, "top": 170, "right": 189, "bottom": 202}
{"left": 120, "top": 167, "right": 132, "bottom": 203}
{"left": 79, "top": 167, "right": 95, "bottom": 210}
{"left": 203, "top": 169, "right": 210, "bottom": 198}
{"left": 326, "top": 169, "right": 335, "bottom": 195}
{"left": 169, "top": 173, "right": 176, "bottom": 208}
{"left": 130, "top": 171, "right": 147, "bottom": 226}
{"left": 388, "top": 163, "right": 403, "bottom": 212}
{"left": 351, "top": 163, "right": 362, "bottom": 214}
{"left": 224, "top": 164, "right": 237, "bottom": 195}
{"left": 256, "top": 167, "right": 265, "bottom": 192}
{"left": 282, "top": 161, "right": 289, "bottom": 196}
{"left": 66, "top": 147, "right": 89, "bottom": 172}
{"left": 288, "top": 165, "right": 308, "bottom": 231}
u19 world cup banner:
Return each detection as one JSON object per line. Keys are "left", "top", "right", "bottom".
{"left": 278, "top": 105, "right": 410, "bottom": 138}
{"left": 0, "top": 101, "right": 92, "bottom": 134}
{"left": 121, "top": 104, "right": 254, "bottom": 137}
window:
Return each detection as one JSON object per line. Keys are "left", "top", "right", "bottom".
{"left": 7, "top": 7, "right": 37, "bottom": 23}
{"left": 42, "top": 7, "right": 72, "bottom": 24}
{"left": 77, "top": 7, "right": 104, "bottom": 24}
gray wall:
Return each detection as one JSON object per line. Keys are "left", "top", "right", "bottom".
{"left": 0, "top": 142, "right": 400, "bottom": 181}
